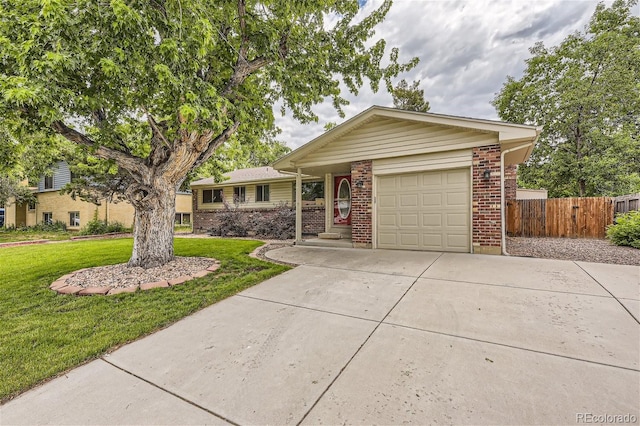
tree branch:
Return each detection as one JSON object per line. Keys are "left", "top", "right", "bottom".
{"left": 192, "top": 121, "right": 240, "bottom": 169}
{"left": 51, "top": 120, "right": 147, "bottom": 178}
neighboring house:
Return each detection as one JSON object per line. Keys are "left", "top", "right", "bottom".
{"left": 191, "top": 167, "right": 325, "bottom": 234}
{"left": 271, "top": 106, "right": 540, "bottom": 255}
{"left": 3, "top": 161, "right": 193, "bottom": 229}
{"left": 516, "top": 188, "right": 548, "bottom": 200}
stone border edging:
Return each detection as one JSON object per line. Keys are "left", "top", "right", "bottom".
{"left": 0, "top": 239, "right": 50, "bottom": 248}
{"left": 49, "top": 259, "right": 221, "bottom": 296}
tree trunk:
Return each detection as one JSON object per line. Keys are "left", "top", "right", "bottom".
{"left": 127, "top": 182, "right": 177, "bottom": 268}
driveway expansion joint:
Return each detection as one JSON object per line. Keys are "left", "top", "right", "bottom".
{"left": 382, "top": 321, "right": 640, "bottom": 373}
{"left": 99, "top": 358, "right": 239, "bottom": 426}
{"left": 574, "top": 261, "right": 640, "bottom": 325}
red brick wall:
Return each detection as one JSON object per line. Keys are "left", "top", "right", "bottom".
{"left": 472, "top": 145, "right": 502, "bottom": 254}
{"left": 504, "top": 164, "right": 517, "bottom": 201}
{"left": 301, "top": 206, "right": 325, "bottom": 235}
{"left": 351, "top": 160, "right": 373, "bottom": 248}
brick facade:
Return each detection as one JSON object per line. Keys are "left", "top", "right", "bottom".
{"left": 504, "top": 164, "right": 517, "bottom": 201}
{"left": 350, "top": 160, "right": 373, "bottom": 248}
{"left": 472, "top": 145, "right": 502, "bottom": 254}
{"left": 301, "top": 206, "right": 325, "bottom": 235}
{"left": 192, "top": 190, "right": 324, "bottom": 237}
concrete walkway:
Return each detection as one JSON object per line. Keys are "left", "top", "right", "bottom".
{"left": 2, "top": 247, "right": 639, "bottom": 425}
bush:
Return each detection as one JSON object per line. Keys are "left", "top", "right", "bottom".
{"left": 606, "top": 211, "right": 640, "bottom": 249}
{"left": 209, "top": 203, "right": 295, "bottom": 240}
{"left": 79, "top": 219, "right": 128, "bottom": 236}
{"left": 1, "top": 221, "right": 68, "bottom": 233}
{"left": 210, "top": 203, "right": 249, "bottom": 237}
{"left": 251, "top": 204, "right": 295, "bottom": 240}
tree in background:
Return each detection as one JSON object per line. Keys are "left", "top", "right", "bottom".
{"left": 392, "top": 79, "right": 430, "bottom": 112}
{"left": 0, "top": 0, "right": 416, "bottom": 267}
{"left": 493, "top": 0, "right": 640, "bottom": 198}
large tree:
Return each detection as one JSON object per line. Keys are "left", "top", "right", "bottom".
{"left": 391, "top": 79, "right": 430, "bottom": 112}
{"left": 493, "top": 0, "right": 640, "bottom": 197}
{"left": 0, "top": 0, "right": 416, "bottom": 267}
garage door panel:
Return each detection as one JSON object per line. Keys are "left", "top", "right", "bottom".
{"left": 378, "top": 213, "right": 397, "bottom": 227}
{"left": 400, "top": 214, "right": 418, "bottom": 227}
{"left": 399, "top": 233, "right": 419, "bottom": 247}
{"left": 422, "top": 233, "right": 443, "bottom": 248}
{"left": 377, "top": 169, "right": 470, "bottom": 252}
{"left": 447, "top": 234, "right": 469, "bottom": 250}
{"left": 446, "top": 191, "right": 468, "bottom": 207}
{"left": 422, "top": 193, "right": 442, "bottom": 207}
{"left": 378, "top": 194, "right": 397, "bottom": 208}
{"left": 378, "top": 233, "right": 398, "bottom": 247}
{"left": 446, "top": 213, "right": 468, "bottom": 227}
{"left": 400, "top": 174, "right": 419, "bottom": 188}
{"left": 399, "top": 194, "right": 419, "bottom": 208}
{"left": 422, "top": 213, "right": 442, "bottom": 227}
{"left": 446, "top": 169, "right": 469, "bottom": 184}
{"left": 378, "top": 176, "right": 397, "bottom": 190}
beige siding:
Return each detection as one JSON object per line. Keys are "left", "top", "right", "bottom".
{"left": 373, "top": 150, "right": 472, "bottom": 176}
{"left": 5, "top": 192, "right": 193, "bottom": 229}
{"left": 197, "top": 181, "right": 294, "bottom": 210}
{"left": 297, "top": 118, "right": 497, "bottom": 168}
{"left": 35, "top": 192, "right": 105, "bottom": 229}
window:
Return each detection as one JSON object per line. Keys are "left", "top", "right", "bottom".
{"left": 233, "top": 186, "right": 246, "bottom": 203}
{"left": 69, "top": 212, "right": 80, "bottom": 227}
{"left": 175, "top": 213, "right": 191, "bottom": 225}
{"left": 256, "top": 184, "right": 270, "bottom": 202}
{"left": 44, "top": 175, "right": 54, "bottom": 190}
{"left": 28, "top": 200, "right": 36, "bottom": 211}
{"left": 202, "top": 189, "right": 223, "bottom": 204}
{"left": 302, "top": 181, "right": 324, "bottom": 201}
{"left": 43, "top": 212, "right": 53, "bottom": 224}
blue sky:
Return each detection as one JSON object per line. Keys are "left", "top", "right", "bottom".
{"left": 276, "top": 0, "right": 628, "bottom": 148}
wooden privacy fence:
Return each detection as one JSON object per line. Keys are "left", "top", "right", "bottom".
{"left": 507, "top": 197, "right": 614, "bottom": 239}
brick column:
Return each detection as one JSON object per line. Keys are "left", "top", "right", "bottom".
{"left": 504, "top": 164, "right": 517, "bottom": 201}
{"left": 351, "top": 160, "right": 373, "bottom": 248}
{"left": 472, "top": 145, "right": 502, "bottom": 254}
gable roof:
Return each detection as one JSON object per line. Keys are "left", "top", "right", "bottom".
{"left": 273, "top": 106, "right": 540, "bottom": 172}
{"left": 190, "top": 167, "right": 294, "bottom": 187}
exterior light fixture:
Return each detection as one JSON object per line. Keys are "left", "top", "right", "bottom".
{"left": 483, "top": 169, "right": 491, "bottom": 180}
{"left": 355, "top": 179, "right": 364, "bottom": 188}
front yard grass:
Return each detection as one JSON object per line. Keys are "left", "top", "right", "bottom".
{"left": 0, "top": 237, "right": 289, "bottom": 403}
{"left": 0, "top": 230, "right": 73, "bottom": 243}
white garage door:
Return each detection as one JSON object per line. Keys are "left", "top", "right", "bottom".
{"left": 376, "top": 169, "right": 470, "bottom": 252}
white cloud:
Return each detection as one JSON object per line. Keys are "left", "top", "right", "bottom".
{"left": 276, "top": 0, "right": 615, "bottom": 149}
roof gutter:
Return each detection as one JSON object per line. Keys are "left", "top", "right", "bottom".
{"left": 500, "top": 142, "right": 534, "bottom": 256}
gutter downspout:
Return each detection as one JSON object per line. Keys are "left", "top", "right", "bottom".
{"left": 500, "top": 143, "right": 534, "bottom": 255}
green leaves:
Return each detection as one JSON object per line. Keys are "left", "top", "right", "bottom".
{"left": 494, "top": 0, "right": 640, "bottom": 197}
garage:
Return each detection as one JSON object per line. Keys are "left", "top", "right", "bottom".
{"left": 376, "top": 169, "right": 470, "bottom": 252}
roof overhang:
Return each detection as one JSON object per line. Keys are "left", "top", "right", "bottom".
{"left": 273, "top": 106, "right": 540, "bottom": 172}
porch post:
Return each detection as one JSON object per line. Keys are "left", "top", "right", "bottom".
{"left": 296, "top": 167, "right": 302, "bottom": 242}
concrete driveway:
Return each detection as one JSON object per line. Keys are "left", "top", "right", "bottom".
{"left": 2, "top": 247, "right": 639, "bottom": 425}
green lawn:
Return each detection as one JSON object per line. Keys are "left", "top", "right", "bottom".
{"left": 0, "top": 237, "right": 289, "bottom": 402}
{"left": 0, "top": 230, "right": 73, "bottom": 243}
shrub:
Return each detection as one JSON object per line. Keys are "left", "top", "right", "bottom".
{"left": 210, "top": 203, "right": 249, "bottom": 237}
{"left": 79, "top": 219, "right": 128, "bottom": 236}
{"left": 209, "top": 202, "right": 295, "bottom": 240}
{"left": 3, "top": 221, "right": 68, "bottom": 233}
{"left": 251, "top": 204, "right": 295, "bottom": 240}
{"left": 606, "top": 211, "right": 640, "bottom": 249}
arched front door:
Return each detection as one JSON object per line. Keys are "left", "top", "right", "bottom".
{"left": 333, "top": 175, "right": 351, "bottom": 225}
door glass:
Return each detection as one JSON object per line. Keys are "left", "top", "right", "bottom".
{"left": 337, "top": 178, "right": 351, "bottom": 219}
